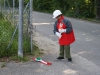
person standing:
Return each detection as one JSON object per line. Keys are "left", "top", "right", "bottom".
{"left": 53, "top": 10, "right": 75, "bottom": 62}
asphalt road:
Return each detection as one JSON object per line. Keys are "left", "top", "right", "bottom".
{"left": 32, "top": 11, "right": 100, "bottom": 67}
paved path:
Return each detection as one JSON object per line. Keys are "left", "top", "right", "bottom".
{"left": 32, "top": 11, "right": 100, "bottom": 67}
{"left": 32, "top": 11, "right": 100, "bottom": 75}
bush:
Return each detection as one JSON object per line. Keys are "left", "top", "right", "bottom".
{"left": 0, "top": 19, "right": 13, "bottom": 57}
{"left": 0, "top": 12, "right": 3, "bottom": 19}
{"left": 0, "top": 18, "right": 31, "bottom": 57}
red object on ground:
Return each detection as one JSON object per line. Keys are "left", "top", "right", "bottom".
{"left": 33, "top": 58, "right": 52, "bottom": 66}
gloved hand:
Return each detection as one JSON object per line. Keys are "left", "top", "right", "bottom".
{"left": 58, "top": 29, "right": 66, "bottom": 34}
{"left": 55, "top": 32, "right": 62, "bottom": 39}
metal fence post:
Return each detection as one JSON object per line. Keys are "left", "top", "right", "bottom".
{"left": 18, "top": 0, "right": 23, "bottom": 57}
{"left": 13, "top": 0, "right": 15, "bottom": 25}
{"left": 30, "top": 0, "right": 33, "bottom": 52}
{"left": 4, "top": 0, "right": 6, "bottom": 15}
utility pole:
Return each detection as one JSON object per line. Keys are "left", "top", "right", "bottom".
{"left": 30, "top": 0, "right": 33, "bottom": 52}
{"left": 18, "top": 0, "right": 23, "bottom": 57}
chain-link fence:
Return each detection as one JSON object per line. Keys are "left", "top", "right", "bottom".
{"left": 0, "top": 0, "right": 33, "bottom": 57}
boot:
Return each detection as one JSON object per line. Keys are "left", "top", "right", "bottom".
{"left": 57, "top": 57, "right": 64, "bottom": 59}
{"left": 68, "top": 58, "right": 72, "bottom": 62}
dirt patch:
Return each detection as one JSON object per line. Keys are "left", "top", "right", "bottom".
{"left": 0, "top": 57, "right": 10, "bottom": 62}
{"left": 33, "top": 31, "right": 59, "bottom": 55}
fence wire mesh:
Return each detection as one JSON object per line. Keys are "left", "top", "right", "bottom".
{"left": 0, "top": 0, "right": 33, "bottom": 56}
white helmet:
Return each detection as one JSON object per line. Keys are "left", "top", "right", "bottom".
{"left": 53, "top": 10, "right": 62, "bottom": 18}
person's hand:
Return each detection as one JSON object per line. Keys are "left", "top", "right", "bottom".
{"left": 58, "top": 29, "right": 66, "bottom": 34}
{"left": 55, "top": 32, "right": 62, "bottom": 39}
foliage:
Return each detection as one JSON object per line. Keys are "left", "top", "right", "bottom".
{"left": 0, "top": 0, "right": 29, "bottom": 7}
{"left": 1, "top": 0, "right": 99, "bottom": 19}
{"left": 0, "top": 14, "right": 42, "bottom": 59}
{"left": 0, "top": 19, "right": 13, "bottom": 57}
{"left": 65, "top": 0, "right": 95, "bottom": 18}
{"left": 24, "top": 0, "right": 29, "bottom": 5}
{"left": 33, "top": 0, "right": 100, "bottom": 20}
{"left": 10, "top": 56, "right": 29, "bottom": 62}
{"left": 0, "top": 18, "right": 31, "bottom": 57}
{"left": 33, "top": 0, "right": 52, "bottom": 13}
{"left": 95, "top": 0, "right": 100, "bottom": 20}
{"left": 0, "top": 12, "right": 3, "bottom": 19}
{"left": 0, "top": 62, "right": 6, "bottom": 68}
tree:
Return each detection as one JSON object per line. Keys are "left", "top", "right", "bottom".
{"left": 95, "top": 0, "right": 100, "bottom": 20}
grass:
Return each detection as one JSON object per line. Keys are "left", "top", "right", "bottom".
{"left": 0, "top": 44, "right": 43, "bottom": 62}
{"left": 10, "top": 56, "right": 29, "bottom": 62}
{"left": 0, "top": 62, "right": 6, "bottom": 68}
{"left": 9, "top": 44, "right": 44, "bottom": 62}
{"left": 0, "top": 12, "right": 43, "bottom": 62}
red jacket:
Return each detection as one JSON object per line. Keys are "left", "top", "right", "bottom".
{"left": 54, "top": 16, "right": 75, "bottom": 45}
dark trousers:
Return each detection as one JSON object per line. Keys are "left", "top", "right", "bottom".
{"left": 59, "top": 45, "right": 71, "bottom": 58}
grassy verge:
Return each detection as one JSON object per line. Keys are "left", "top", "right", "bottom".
{"left": 65, "top": 12, "right": 100, "bottom": 23}
{"left": 0, "top": 13, "right": 43, "bottom": 62}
